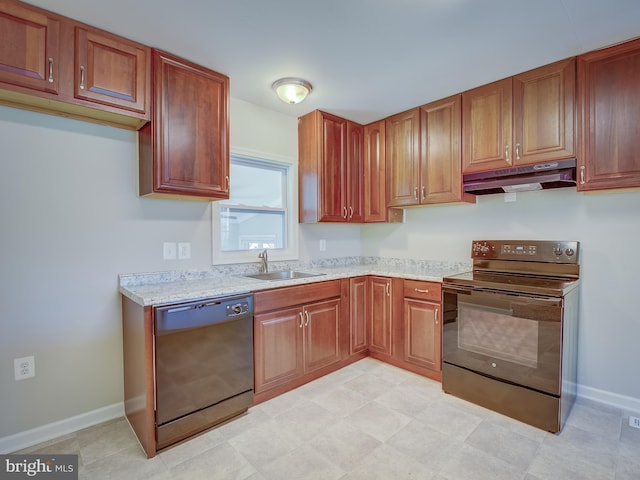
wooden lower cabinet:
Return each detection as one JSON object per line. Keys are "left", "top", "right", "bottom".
{"left": 400, "top": 280, "right": 443, "bottom": 381}
{"left": 253, "top": 280, "right": 349, "bottom": 403}
{"left": 254, "top": 306, "right": 304, "bottom": 393}
{"left": 368, "top": 276, "right": 395, "bottom": 358}
{"left": 404, "top": 299, "right": 440, "bottom": 372}
{"left": 349, "top": 276, "right": 368, "bottom": 355}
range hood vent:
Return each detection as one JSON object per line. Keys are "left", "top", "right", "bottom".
{"left": 463, "top": 159, "right": 577, "bottom": 195}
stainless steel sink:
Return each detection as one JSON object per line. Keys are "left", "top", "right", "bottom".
{"left": 243, "top": 271, "right": 325, "bottom": 281}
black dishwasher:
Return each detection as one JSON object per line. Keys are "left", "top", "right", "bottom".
{"left": 154, "top": 293, "right": 254, "bottom": 450}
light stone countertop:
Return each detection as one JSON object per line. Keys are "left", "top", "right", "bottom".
{"left": 119, "top": 257, "right": 471, "bottom": 306}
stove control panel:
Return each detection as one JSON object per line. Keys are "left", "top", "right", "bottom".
{"left": 471, "top": 240, "right": 579, "bottom": 263}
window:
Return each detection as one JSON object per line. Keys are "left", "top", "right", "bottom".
{"left": 212, "top": 153, "right": 298, "bottom": 264}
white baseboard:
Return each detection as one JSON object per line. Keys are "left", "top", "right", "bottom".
{"left": 0, "top": 402, "right": 124, "bottom": 454}
{"left": 577, "top": 384, "right": 640, "bottom": 413}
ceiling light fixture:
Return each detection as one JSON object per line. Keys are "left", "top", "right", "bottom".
{"left": 272, "top": 77, "right": 313, "bottom": 104}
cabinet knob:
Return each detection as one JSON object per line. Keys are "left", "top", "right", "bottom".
{"left": 79, "top": 65, "right": 86, "bottom": 90}
{"left": 348, "top": 206, "right": 353, "bottom": 219}
{"left": 435, "top": 308, "right": 440, "bottom": 325}
{"left": 505, "top": 144, "right": 510, "bottom": 162}
{"left": 413, "top": 187, "right": 418, "bottom": 201}
{"left": 342, "top": 206, "right": 348, "bottom": 219}
{"left": 304, "top": 311, "right": 310, "bottom": 327}
{"left": 515, "top": 143, "right": 521, "bottom": 161}
{"left": 421, "top": 186, "right": 426, "bottom": 201}
{"left": 580, "top": 166, "right": 585, "bottom": 185}
{"left": 298, "top": 312, "right": 303, "bottom": 328}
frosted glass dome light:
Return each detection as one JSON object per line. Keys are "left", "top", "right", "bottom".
{"left": 272, "top": 78, "right": 313, "bottom": 104}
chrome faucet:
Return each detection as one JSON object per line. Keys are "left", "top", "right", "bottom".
{"left": 258, "top": 249, "right": 268, "bottom": 273}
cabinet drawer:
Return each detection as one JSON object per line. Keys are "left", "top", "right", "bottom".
{"left": 403, "top": 280, "right": 441, "bottom": 302}
{"left": 254, "top": 280, "right": 341, "bottom": 314}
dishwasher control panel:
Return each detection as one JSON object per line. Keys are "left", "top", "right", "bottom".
{"left": 226, "top": 301, "right": 251, "bottom": 317}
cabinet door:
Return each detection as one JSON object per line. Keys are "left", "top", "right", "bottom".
{"left": 254, "top": 307, "right": 303, "bottom": 394}
{"left": 364, "top": 120, "right": 387, "bottom": 222}
{"left": 74, "top": 27, "right": 149, "bottom": 115}
{"left": 577, "top": 38, "right": 640, "bottom": 191}
{"left": 319, "top": 112, "right": 348, "bottom": 221}
{"left": 386, "top": 108, "right": 420, "bottom": 207}
{"left": 303, "top": 298, "right": 341, "bottom": 373}
{"left": 0, "top": 1, "right": 60, "bottom": 95}
{"left": 349, "top": 277, "right": 368, "bottom": 355}
{"left": 145, "top": 50, "right": 229, "bottom": 199}
{"left": 462, "top": 78, "right": 513, "bottom": 173}
{"left": 513, "top": 58, "right": 575, "bottom": 165}
{"left": 404, "top": 298, "right": 441, "bottom": 372}
{"left": 346, "top": 121, "right": 364, "bottom": 222}
{"left": 368, "top": 277, "right": 393, "bottom": 357}
{"left": 420, "top": 95, "right": 467, "bottom": 204}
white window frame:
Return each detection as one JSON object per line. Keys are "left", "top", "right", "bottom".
{"left": 212, "top": 149, "right": 298, "bottom": 265}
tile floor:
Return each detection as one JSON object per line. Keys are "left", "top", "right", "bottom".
{"left": 16, "top": 358, "right": 640, "bottom": 479}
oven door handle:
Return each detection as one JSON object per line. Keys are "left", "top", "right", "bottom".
{"left": 443, "top": 284, "right": 560, "bottom": 302}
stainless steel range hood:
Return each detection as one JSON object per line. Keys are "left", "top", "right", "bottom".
{"left": 463, "top": 159, "right": 577, "bottom": 195}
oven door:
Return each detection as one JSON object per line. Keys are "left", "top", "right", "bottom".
{"left": 442, "top": 285, "right": 563, "bottom": 396}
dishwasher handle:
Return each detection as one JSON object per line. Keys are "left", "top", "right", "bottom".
{"left": 155, "top": 295, "right": 253, "bottom": 334}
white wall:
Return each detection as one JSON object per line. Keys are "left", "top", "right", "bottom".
{"left": 1, "top": 97, "right": 638, "bottom": 447}
{"left": 0, "top": 99, "right": 298, "bottom": 441}
{"left": 362, "top": 188, "right": 640, "bottom": 405}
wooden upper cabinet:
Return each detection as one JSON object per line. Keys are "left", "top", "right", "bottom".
{"left": 386, "top": 108, "right": 420, "bottom": 207}
{"left": 385, "top": 98, "right": 471, "bottom": 207}
{"left": 347, "top": 121, "right": 364, "bottom": 223}
{"left": 0, "top": 1, "right": 60, "bottom": 95}
{"left": 420, "top": 95, "right": 473, "bottom": 205}
{"left": 138, "top": 49, "right": 229, "bottom": 200}
{"left": 298, "top": 110, "right": 364, "bottom": 223}
{"left": 577, "top": 38, "right": 640, "bottom": 191}
{"left": 462, "top": 78, "right": 513, "bottom": 173}
{"left": 0, "top": 0, "right": 150, "bottom": 129}
{"left": 513, "top": 58, "right": 575, "bottom": 165}
{"left": 364, "top": 120, "right": 387, "bottom": 222}
{"left": 74, "top": 27, "right": 149, "bottom": 115}
{"left": 463, "top": 59, "right": 575, "bottom": 174}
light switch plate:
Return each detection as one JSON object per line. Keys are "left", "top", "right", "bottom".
{"left": 163, "top": 242, "right": 177, "bottom": 260}
{"left": 178, "top": 242, "right": 191, "bottom": 259}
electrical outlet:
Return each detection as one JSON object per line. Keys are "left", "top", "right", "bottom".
{"left": 178, "top": 242, "right": 191, "bottom": 259}
{"left": 14, "top": 356, "right": 35, "bottom": 381}
{"left": 163, "top": 242, "right": 177, "bottom": 260}
{"left": 630, "top": 416, "right": 640, "bottom": 429}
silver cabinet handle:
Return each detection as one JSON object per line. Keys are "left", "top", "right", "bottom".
{"left": 515, "top": 143, "right": 521, "bottom": 161}
{"left": 225, "top": 175, "right": 230, "bottom": 191}
{"left": 414, "top": 288, "right": 429, "bottom": 294}
{"left": 505, "top": 144, "right": 510, "bottom": 162}
{"left": 80, "top": 65, "right": 85, "bottom": 90}
{"left": 298, "top": 312, "right": 304, "bottom": 328}
{"left": 342, "top": 206, "right": 348, "bottom": 219}
{"left": 580, "top": 166, "right": 585, "bottom": 185}
{"left": 421, "top": 186, "right": 426, "bottom": 201}
{"left": 386, "top": 282, "right": 390, "bottom": 297}
{"left": 413, "top": 187, "right": 418, "bottom": 200}
{"left": 348, "top": 206, "right": 353, "bottom": 219}
{"left": 304, "top": 311, "right": 310, "bottom": 327}
{"left": 435, "top": 308, "right": 440, "bottom": 325}
{"left": 48, "top": 58, "right": 54, "bottom": 83}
